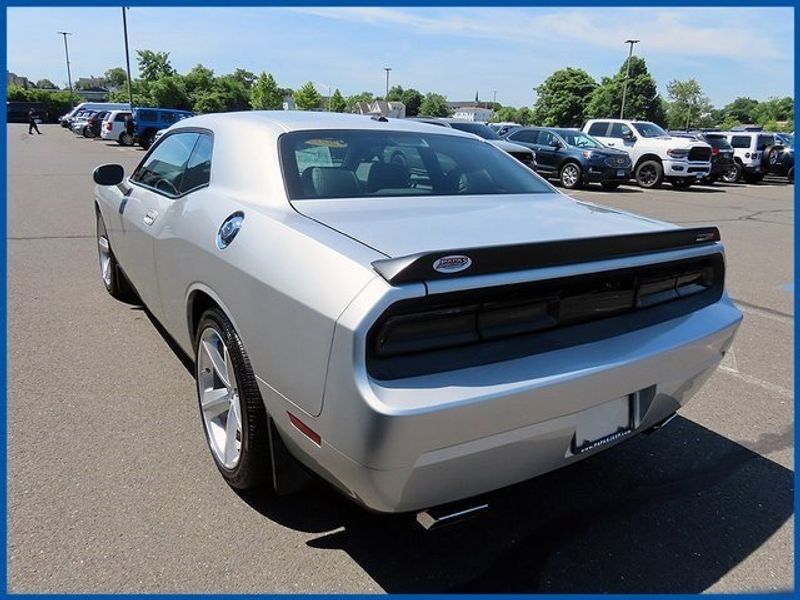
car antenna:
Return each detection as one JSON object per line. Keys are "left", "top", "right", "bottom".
{"left": 371, "top": 115, "right": 388, "bottom": 122}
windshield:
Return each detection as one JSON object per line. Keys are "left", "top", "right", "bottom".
{"left": 556, "top": 130, "right": 603, "bottom": 149}
{"left": 446, "top": 122, "right": 501, "bottom": 140}
{"left": 280, "top": 130, "right": 551, "bottom": 200}
{"left": 633, "top": 122, "right": 669, "bottom": 138}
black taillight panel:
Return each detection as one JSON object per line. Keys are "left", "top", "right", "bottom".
{"left": 367, "top": 254, "right": 725, "bottom": 380}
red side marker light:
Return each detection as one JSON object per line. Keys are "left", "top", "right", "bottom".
{"left": 288, "top": 412, "right": 321, "bottom": 446}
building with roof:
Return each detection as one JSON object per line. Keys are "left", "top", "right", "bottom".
{"left": 452, "top": 106, "right": 494, "bottom": 123}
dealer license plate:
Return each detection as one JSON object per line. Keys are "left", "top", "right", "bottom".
{"left": 616, "top": 169, "right": 626, "bottom": 177}
{"left": 573, "top": 395, "right": 632, "bottom": 454}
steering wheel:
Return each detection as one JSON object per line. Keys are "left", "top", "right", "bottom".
{"left": 155, "top": 177, "right": 179, "bottom": 196}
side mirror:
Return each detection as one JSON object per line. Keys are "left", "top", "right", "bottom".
{"left": 623, "top": 132, "right": 636, "bottom": 142}
{"left": 93, "top": 164, "right": 125, "bottom": 186}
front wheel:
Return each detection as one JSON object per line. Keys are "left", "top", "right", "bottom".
{"left": 721, "top": 163, "right": 741, "bottom": 183}
{"left": 635, "top": 160, "right": 664, "bottom": 189}
{"left": 195, "top": 308, "right": 272, "bottom": 490}
{"left": 96, "top": 213, "right": 135, "bottom": 301}
{"left": 559, "top": 163, "right": 583, "bottom": 189}
{"left": 140, "top": 132, "right": 156, "bottom": 150}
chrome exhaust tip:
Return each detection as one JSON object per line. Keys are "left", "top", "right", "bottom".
{"left": 416, "top": 502, "right": 489, "bottom": 530}
{"left": 645, "top": 411, "right": 679, "bottom": 434}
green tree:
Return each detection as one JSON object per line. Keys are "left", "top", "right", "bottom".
{"left": 517, "top": 106, "right": 534, "bottom": 125}
{"left": 399, "top": 88, "right": 424, "bottom": 117}
{"left": 586, "top": 56, "right": 664, "bottom": 124}
{"left": 491, "top": 105, "right": 520, "bottom": 123}
{"left": 753, "top": 96, "right": 794, "bottom": 125}
{"left": 665, "top": 78, "right": 713, "bottom": 129}
{"left": 183, "top": 64, "right": 215, "bottom": 98}
{"left": 213, "top": 74, "right": 251, "bottom": 111}
{"left": 346, "top": 91, "right": 375, "bottom": 112}
{"left": 34, "top": 78, "right": 58, "bottom": 90}
{"left": 250, "top": 72, "right": 284, "bottom": 110}
{"left": 386, "top": 85, "right": 404, "bottom": 101}
{"left": 721, "top": 97, "right": 759, "bottom": 124}
{"left": 293, "top": 81, "right": 322, "bottom": 111}
{"left": 532, "top": 67, "right": 597, "bottom": 127}
{"left": 419, "top": 93, "right": 449, "bottom": 117}
{"left": 147, "top": 74, "right": 189, "bottom": 109}
{"left": 136, "top": 50, "right": 175, "bottom": 82}
{"left": 103, "top": 67, "right": 128, "bottom": 90}
{"left": 329, "top": 88, "right": 347, "bottom": 112}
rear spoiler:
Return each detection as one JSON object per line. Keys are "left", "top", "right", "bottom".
{"left": 371, "top": 226, "right": 721, "bottom": 285}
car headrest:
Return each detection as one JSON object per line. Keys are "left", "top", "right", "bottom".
{"left": 367, "top": 162, "right": 410, "bottom": 193}
{"left": 301, "top": 167, "right": 360, "bottom": 198}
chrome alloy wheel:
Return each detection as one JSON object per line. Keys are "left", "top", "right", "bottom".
{"left": 97, "top": 234, "right": 113, "bottom": 288}
{"left": 197, "top": 328, "right": 242, "bottom": 469}
{"left": 561, "top": 164, "right": 580, "bottom": 187}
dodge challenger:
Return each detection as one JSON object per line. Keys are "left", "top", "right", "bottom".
{"left": 93, "top": 112, "right": 742, "bottom": 517}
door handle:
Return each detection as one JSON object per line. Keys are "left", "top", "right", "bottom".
{"left": 143, "top": 209, "right": 158, "bottom": 226}
{"left": 607, "top": 142, "right": 616, "bottom": 146}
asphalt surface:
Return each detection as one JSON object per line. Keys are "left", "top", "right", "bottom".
{"left": 7, "top": 124, "right": 794, "bottom": 593}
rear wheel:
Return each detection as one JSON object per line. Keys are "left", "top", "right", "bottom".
{"left": 140, "top": 131, "right": 156, "bottom": 150}
{"left": 635, "top": 160, "right": 664, "bottom": 189}
{"left": 195, "top": 307, "right": 272, "bottom": 491}
{"left": 722, "top": 163, "right": 741, "bottom": 183}
{"left": 600, "top": 181, "right": 621, "bottom": 190}
{"left": 119, "top": 131, "right": 134, "bottom": 146}
{"left": 559, "top": 162, "right": 582, "bottom": 189}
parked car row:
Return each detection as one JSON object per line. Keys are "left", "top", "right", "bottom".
{"left": 59, "top": 102, "right": 193, "bottom": 150}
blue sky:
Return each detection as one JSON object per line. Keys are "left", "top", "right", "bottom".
{"left": 6, "top": 7, "right": 794, "bottom": 108}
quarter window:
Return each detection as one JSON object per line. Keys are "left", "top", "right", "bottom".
{"left": 588, "top": 122, "right": 609, "bottom": 137}
{"left": 730, "top": 135, "right": 752, "bottom": 149}
{"left": 131, "top": 132, "right": 200, "bottom": 197}
{"left": 181, "top": 133, "right": 214, "bottom": 193}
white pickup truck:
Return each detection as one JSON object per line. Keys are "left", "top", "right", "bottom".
{"left": 583, "top": 119, "right": 712, "bottom": 189}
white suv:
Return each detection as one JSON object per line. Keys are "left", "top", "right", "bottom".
{"left": 721, "top": 131, "right": 775, "bottom": 183}
{"left": 583, "top": 119, "right": 712, "bottom": 189}
{"left": 100, "top": 110, "right": 134, "bottom": 146}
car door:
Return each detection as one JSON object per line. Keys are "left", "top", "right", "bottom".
{"left": 506, "top": 129, "right": 547, "bottom": 172}
{"left": 121, "top": 130, "right": 201, "bottom": 319}
{"left": 534, "top": 130, "right": 561, "bottom": 173}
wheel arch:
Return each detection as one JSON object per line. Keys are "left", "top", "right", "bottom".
{"left": 186, "top": 284, "right": 242, "bottom": 347}
{"left": 634, "top": 154, "right": 663, "bottom": 171}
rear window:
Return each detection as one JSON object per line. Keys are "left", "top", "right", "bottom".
{"left": 280, "top": 130, "right": 551, "bottom": 200}
{"left": 447, "top": 122, "right": 501, "bottom": 140}
{"left": 730, "top": 135, "right": 752, "bottom": 148}
{"left": 757, "top": 135, "right": 775, "bottom": 150}
{"left": 704, "top": 134, "right": 732, "bottom": 150}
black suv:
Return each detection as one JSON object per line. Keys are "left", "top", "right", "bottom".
{"left": 669, "top": 131, "right": 734, "bottom": 185}
{"left": 504, "top": 127, "right": 632, "bottom": 189}
{"left": 767, "top": 134, "right": 794, "bottom": 182}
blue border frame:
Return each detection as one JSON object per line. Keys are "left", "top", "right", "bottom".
{"left": 1, "top": 2, "right": 797, "bottom": 598}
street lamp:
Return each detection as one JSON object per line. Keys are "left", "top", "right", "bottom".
{"left": 57, "top": 31, "right": 74, "bottom": 107}
{"left": 619, "top": 39, "right": 640, "bottom": 119}
{"left": 122, "top": 7, "right": 135, "bottom": 111}
{"left": 314, "top": 81, "right": 332, "bottom": 111}
{"left": 384, "top": 67, "right": 392, "bottom": 100}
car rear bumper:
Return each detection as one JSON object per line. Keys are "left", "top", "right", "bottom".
{"left": 266, "top": 287, "right": 742, "bottom": 513}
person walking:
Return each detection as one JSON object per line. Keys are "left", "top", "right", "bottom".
{"left": 28, "top": 109, "right": 42, "bottom": 135}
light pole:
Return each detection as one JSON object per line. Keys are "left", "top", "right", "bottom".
{"left": 384, "top": 67, "right": 391, "bottom": 100}
{"left": 122, "top": 7, "right": 135, "bottom": 111}
{"left": 57, "top": 31, "right": 74, "bottom": 107}
{"left": 619, "top": 39, "right": 640, "bottom": 119}
{"left": 314, "top": 81, "right": 332, "bottom": 111}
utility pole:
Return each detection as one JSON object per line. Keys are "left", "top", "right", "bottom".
{"left": 122, "top": 7, "right": 135, "bottom": 111}
{"left": 57, "top": 31, "right": 74, "bottom": 108}
{"left": 493, "top": 90, "right": 497, "bottom": 104}
{"left": 619, "top": 39, "right": 640, "bottom": 119}
{"left": 384, "top": 67, "right": 391, "bottom": 100}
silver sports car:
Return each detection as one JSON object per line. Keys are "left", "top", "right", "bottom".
{"left": 93, "top": 112, "right": 742, "bottom": 517}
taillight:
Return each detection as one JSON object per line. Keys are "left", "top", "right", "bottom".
{"left": 106, "top": 121, "right": 112, "bottom": 131}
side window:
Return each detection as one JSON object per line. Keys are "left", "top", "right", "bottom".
{"left": 538, "top": 131, "right": 557, "bottom": 146}
{"left": 114, "top": 113, "right": 128, "bottom": 122}
{"left": 757, "top": 135, "right": 774, "bottom": 150}
{"left": 588, "top": 122, "right": 609, "bottom": 137}
{"left": 509, "top": 130, "right": 539, "bottom": 144}
{"left": 180, "top": 133, "right": 214, "bottom": 193}
{"left": 131, "top": 132, "right": 200, "bottom": 197}
{"left": 609, "top": 123, "right": 633, "bottom": 139}
{"left": 730, "top": 136, "right": 751, "bottom": 149}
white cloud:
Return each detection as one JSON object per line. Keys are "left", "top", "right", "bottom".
{"left": 290, "top": 7, "right": 788, "bottom": 62}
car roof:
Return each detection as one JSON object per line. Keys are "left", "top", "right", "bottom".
{"left": 174, "top": 111, "right": 477, "bottom": 139}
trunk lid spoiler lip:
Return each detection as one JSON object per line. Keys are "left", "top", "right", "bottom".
{"left": 371, "top": 226, "right": 721, "bottom": 285}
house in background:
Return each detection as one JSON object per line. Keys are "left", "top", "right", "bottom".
{"left": 452, "top": 106, "right": 494, "bottom": 122}
{"left": 354, "top": 100, "right": 406, "bottom": 118}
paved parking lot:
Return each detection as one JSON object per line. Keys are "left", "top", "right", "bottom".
{"left": 7, "top": 124, "right": 794, "bottom": 593}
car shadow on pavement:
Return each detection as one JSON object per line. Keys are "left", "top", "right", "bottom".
{"left": 240, "top": 416, "right": 793, "bottom": 593}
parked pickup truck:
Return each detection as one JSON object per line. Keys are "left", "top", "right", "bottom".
{"left": 132, "top": 107, "right": 193, "bottom": 150}
{"left": 583, "top": 119, "right": 712, "bottom": 189}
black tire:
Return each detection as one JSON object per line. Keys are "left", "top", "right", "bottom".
{"left": 701, "top": 175, "right": 717, "bottom": 185}
{"left": 762, "top": 145, "right": 777, "bottom": 171}
{"left": 559, "top": 162, "right": 583, "bottom": 189}
{"left": 96, "top": 212, "right": 135, "bottom": 301}
{"left": 722, "top": 162, "right": 741, "bottom": 183}
{"left": 82, "top": 126, "right": 92, "bottom": 138}
{"left": 743, "top": 173, "right": 764, "bottom": 184}
{"left": 788, "top": 167, "right": 794, "bottom": 183}
{"left": 140, "top": 131, "right": 156, "bottom": 150}
{"left": 194, "top": 307, "right": 272, "bottom": 491}
{"left": 600, "top": 181, "right": 621, "bottom": 190}
{"left": 119, "top": 132, "right": 134, "bottom": 146}
{"left": 670, "top": 178, "right": 693, "bottom": 190}
{"left": 635, "top": 160, "right": 664, "bottom": 189}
